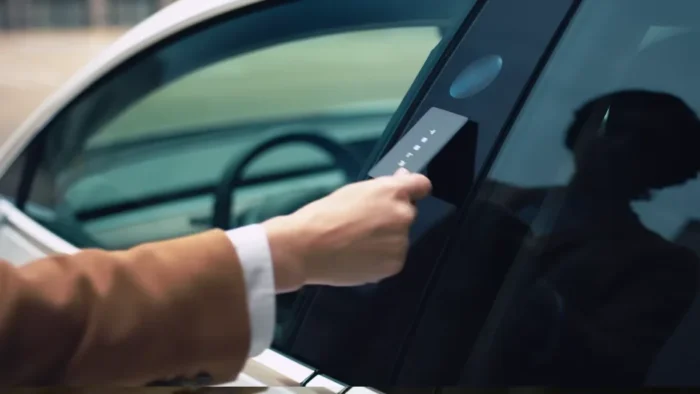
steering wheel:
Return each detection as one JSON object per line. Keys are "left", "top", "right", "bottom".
{"left": 212, "top": 133, "right": 362, "bottom": 229}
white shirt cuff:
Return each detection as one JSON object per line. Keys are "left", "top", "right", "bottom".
{"left": 226, "top": 224, "right": 276, "bottom": 358}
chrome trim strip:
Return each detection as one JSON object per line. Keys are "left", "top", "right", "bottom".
{"left": 214, "top": 369, "right": 298, "bottom": 392}
{"left": 252, "top": 349, "right": 316, "bottom": 383}
{"left": 306, "top": 374, "right": 347, "bottom": 393}
{"left": 345, "top": 387, "right": 383, "bottom": 394}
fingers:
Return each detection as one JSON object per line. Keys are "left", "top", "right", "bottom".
{"left": 393, "top": 201, "right": 418, "bottom": 226}
{"left": 394, "top": 168, "right": 411, "bottom": 176}
{"left": 392, "top": 169, "right": 432, "bottom": 201}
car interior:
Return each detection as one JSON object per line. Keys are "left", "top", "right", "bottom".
{"left": 3, "top": 0, "right": 700, "bottom": 389}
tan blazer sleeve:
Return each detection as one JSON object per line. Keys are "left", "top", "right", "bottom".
{"left": 0, "top": 229, "right": 251, "bottom": 386}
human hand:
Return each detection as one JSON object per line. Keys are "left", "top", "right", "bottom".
{"left": 263, "top": 169, "right": 432, "bottom": 292}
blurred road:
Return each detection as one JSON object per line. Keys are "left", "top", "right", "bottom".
{"left": 0, "top": 29, "right": 125, "bottom": 141}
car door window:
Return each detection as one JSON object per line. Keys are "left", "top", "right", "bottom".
{"left": 0, "top": 0, "right": 450, "bottom": 356}
{"left": 450, "top": 0, "right": 700, "bottom": 385}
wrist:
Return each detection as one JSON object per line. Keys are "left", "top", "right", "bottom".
{"left": 262, "top": 215, "right": 309, "bottom": 293}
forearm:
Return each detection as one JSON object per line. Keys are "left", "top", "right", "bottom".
{"left": 0, "top": 230, "right": 251, "bottom": 385}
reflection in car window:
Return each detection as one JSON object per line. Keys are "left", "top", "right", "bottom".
{"left": 462, "top": 0, "right": 700, "bottom": 385}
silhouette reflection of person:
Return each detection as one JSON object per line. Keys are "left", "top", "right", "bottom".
{"left": 481, "top": 90, "right": 700, "bottom": 386}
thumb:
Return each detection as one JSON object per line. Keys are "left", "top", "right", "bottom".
{"left": 392, "top": 169, "right": 432, "bottom": 201}
{"left": 394, "top": 167, "right": 411, "bottom": 176}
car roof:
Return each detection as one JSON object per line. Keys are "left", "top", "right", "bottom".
{"left": 0, "top": 0, "right": 264, "bottom": 176}
{"left": 99, "top": 0, "right": 263, "bottom": 74}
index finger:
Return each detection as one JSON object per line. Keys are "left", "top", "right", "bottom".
{"left": 392, "top": 169, "right": 432, "bottom": 201}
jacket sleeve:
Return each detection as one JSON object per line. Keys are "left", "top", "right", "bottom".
{"left": 0, "top": 229, "right": 251, "bottom": 386}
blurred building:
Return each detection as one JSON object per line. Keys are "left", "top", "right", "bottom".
{"left": 0, "top": 0, "right": 178, "bottom": 30}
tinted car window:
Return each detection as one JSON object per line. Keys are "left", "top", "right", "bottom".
{"left": 288, "top": 0, "right": 569, "bottom": 386}
{"left": 457, "top": 0, "right": 700, "bottom": 385}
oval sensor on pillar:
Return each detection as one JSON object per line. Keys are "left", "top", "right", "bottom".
{"left": 449, "top": 55, "right": 503, "bottom": 99}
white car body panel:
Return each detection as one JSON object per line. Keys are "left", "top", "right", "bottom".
{"left": 0, "top": 0, "right": 360, "bottom": 389}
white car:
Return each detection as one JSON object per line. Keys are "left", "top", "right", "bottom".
{"left": 0, "top": 0, "right": 459, "bottom": 389}
{"left": 3, "top": 0, "right": 700, "bottom": 389}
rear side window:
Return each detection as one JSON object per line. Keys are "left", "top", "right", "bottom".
{"left": 458, "top": 0, "right": 700, "bottom": 385}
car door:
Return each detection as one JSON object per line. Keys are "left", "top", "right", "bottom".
{"left": 0, "top": 0, "right": 472, "bottom": 389}
{"left": 293, "top": 0, "right": 700, "bottom": 388}
{"left": 289, "top": 0, "right": 575, "bottom": 387}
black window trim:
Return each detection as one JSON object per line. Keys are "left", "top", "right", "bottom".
{"left": 393, "top": 0, "right": 582, "bottom": 383}
{"left": 456, "top": 0, "right": 583, "bottom": 383}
